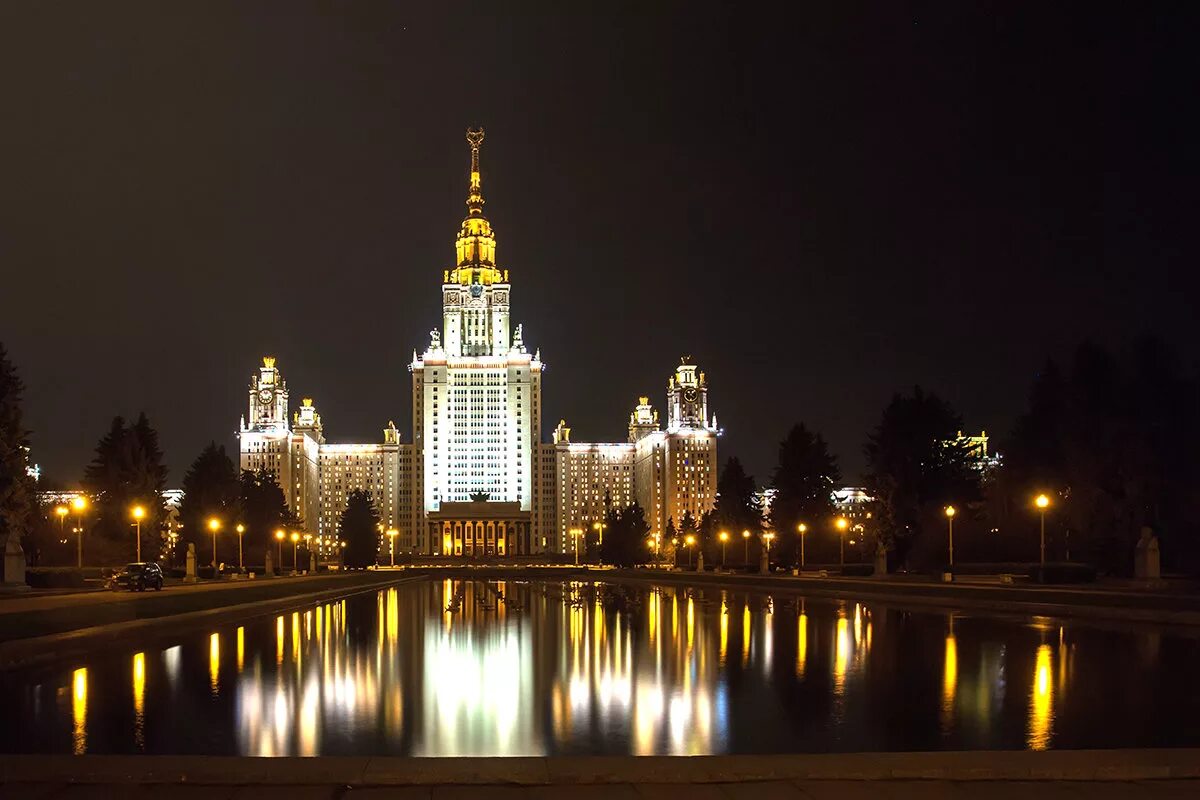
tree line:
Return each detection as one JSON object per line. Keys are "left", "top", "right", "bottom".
{"left": 592, "top": 336, "right": 1200, "bottom": 576}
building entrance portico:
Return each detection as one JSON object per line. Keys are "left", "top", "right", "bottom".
{"left": 428, "top": 501, "right": 532, "bottom": 557}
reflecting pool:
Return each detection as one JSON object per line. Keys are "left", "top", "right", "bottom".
{"left": 2, "top": 578, "right": 1198, "bottom": 755}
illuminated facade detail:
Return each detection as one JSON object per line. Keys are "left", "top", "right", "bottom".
{"left": 632, "top": 360, "right": 719, "bottom": 538}
{"left": 408, "top": 128, "right": 543, "bottom": 554}
{"left": 235, "top": 131, "right": 719, "bottom": 558}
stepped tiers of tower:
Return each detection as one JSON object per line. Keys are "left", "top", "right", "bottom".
{"left": 237, "top": 130, "right": 718, "bottom": 558}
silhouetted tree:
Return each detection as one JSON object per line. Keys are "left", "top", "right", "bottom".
{"left": 769, "top": 423, "right": 840, "bottom": 566}
{"left": 707, "top": 457, "right": 761, "bottom": 566}
{"left": 864, "top": 387, "right": 980, "bottom": 569}
{"left": 176, "top": 442, "right": 240, "bottom": 564}
{"left": 1004, "top": 338, "right": 1200, "bottom": 574}
{"left": 340, "top": 490, "right": 380, "bottom": 569}
{"left": 239, "top": 469, "right": 291, "bottom": 567}
{"left": 0, "top": 343, "right": 35, "bottom": 573}
{"left": 598, "top": 503, "right": 652, "bottom": 567}
{"left": 81, "top": 412, "right": 168, "bottom": 563}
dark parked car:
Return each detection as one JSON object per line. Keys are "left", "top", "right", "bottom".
{"left": 110, "top": 562, "right": 164, "bottom": 592}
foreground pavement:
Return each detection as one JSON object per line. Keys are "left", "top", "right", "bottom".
{"left": 0, "top": 752, "right": 1196, "bottom": 798}
{"left": 0, "top": 780, "right": 1194, "bottom": 798}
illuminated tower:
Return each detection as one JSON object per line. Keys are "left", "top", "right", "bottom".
{"left": 409, "top": 128, "right": 544, "bottom": 555}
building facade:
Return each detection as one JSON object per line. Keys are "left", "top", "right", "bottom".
{"left": 236, "top": 130, "right": 718, "bottom": 558}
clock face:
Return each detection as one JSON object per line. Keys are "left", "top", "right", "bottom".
{"left": 259, "top": 388, "right": 273, "bottom": 404}
{"left": 470, "top": 282, "right": 484, "bottom": 298}
{"left": 683, "top": 387, "right": 698, "bottom": 403}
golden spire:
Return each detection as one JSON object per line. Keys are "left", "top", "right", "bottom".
{"left": 449, "top": 127, "right": 503, "bottom": 286}
{"left": 466, "top": 127, "right": 485, "bottom": 215}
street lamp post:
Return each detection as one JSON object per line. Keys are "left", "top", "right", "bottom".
{"left": 131, "top": 505, "right": 145, "bottom": 563}
{"left": 387, "top": 529, "right": 398, "bottom": 567}
{"left": 593, "top": 520, "right": 607, "bottom": 565}
{"left": 235, "top": 524, "right": 245, "bottom": 571}
{"left": 742, "top": 529, "right": 750, "bottom": 565}
{"left": 944, "top": 506, "right": 956, "bottom": 567}
{"left": 1035, "top": 494, "right": 1050, "bottom": 566}
{"left": 836, "top": 517, "right": 849, "bottom": 566}
{"left": 290, "top": 532, "right": 300, "bottom": 573}
{"left": 685, "top": 534, "right": 696, "bottom": 568}
{"left": 719, "top": 531, "right": 729, "bottom": 569}
{"left": 72, "top": 496, "right": 87, "bottom": 568}
{"left": 797, "top": 523, "right": 808, "bottom": 569}
{"left": 207, "top": 518, "right": 221, "bottom": 572}
{"left": 763, "top": 531, "right": 775, "bottom": 567}
{"left": 569, "top": 528, "right": 583, "bottom": 565}
{"left": 275, "top": 530, "right": 285, "bottom": 574}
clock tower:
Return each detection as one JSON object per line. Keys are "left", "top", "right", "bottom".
{"left": 666, "top": 357, "right": 712, "bottom": 432}
{"left": 247, "top": 356, "right": 288, "bottom": 430}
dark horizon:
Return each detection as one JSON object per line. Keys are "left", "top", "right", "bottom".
{"left": 3, "top": 4, "right": 1197, "bottom": 488}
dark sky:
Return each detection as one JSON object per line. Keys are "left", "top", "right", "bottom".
{"left": 2, "top": 3, "right": 1196, "bottom": 487}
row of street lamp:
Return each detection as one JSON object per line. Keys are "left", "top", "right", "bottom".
{"left": 53, "top": 496, "right": 348, "bottom": 573}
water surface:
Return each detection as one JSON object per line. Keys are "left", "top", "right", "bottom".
{"left": 2, "top": 577, "right": 1197, "bottom": 755}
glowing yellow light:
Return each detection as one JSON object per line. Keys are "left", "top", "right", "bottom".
{"left": 72, "top": 667, "right": 87, "bottom": 754}
{"left": 207, "top": 517, "right": 220, "bottom": 532}
{"left": 72, "top": 496, "right": 87, "bottom": 511}
{"left": 276, "top": 615, "right": 284, "bottom": 665}
{"left": 944, "top": 506, "right": 956, "bottom": 518}
{"left": 685, "top": 535, "right": 695, "bottom": 546}
{"left": 742, "top": 530, "right": 750, "bottom": 539}
{"left": 291, "top": 532, "right": 300, "bottom": 542}
{"left": 131, "top": 505, "right": 145, "bottom": 520}
{"left": 719, "top": 531, "right": 728, "bottom": 542}
{"left": 275, "top": 529, "right": 285, "bottom": 541}
{"left": 236, "top": 523, "right": 245, "bottom": 534}
{"left": 836, "top": 517, "right": 849, "bottom": 531}
{"left": 797, "top": 523, "right": 807, "bottom": 534}
{"left": 1028, "top": 644, "right": 1054, "bottom": 750}
{"left": 833, "top": 617, "right": 849, "bottom": 693}
{"left": 719, "top": 602, "right": 728, "bottom": 665}
{"left": 742, "top": 604, "right": 751, "bottom": 667}
{"left": 237, "top": 626, "right": 245, "bottom": 672}
{"left": 55, "top": 505, "right": 68, "bottom": 517}
{"left": 686, "top": 596, "right": 694, "bottom": 653}
{"left": 1035, "top": 494, "right": 1050, "bottom": 509}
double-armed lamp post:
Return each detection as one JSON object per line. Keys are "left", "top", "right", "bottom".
{"left": 719, "top": 531, "right": 729, "bottom": 568}
{"left": 1035, "top": 494, "right": 1051, "bottom": 565}
{"left": 835, "top": 517, "right": 849, "bottom": 565}
{"left": 275, "top": 529, "right": 285, "bottom": 572}
{"left": 207, "top": 517, "right": 221, "bottom": 570}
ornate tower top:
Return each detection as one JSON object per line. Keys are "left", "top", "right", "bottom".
{"left": 449, "top": 127, "right": 503, "bottom": 287}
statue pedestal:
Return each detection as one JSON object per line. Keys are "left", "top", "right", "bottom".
{"left": 696, "top": 551, "right": 705, "bottom": 573}
{"left": 183, "top": 543, "right": 198, "bottom": 583}
{"left": 2, "top": 536, "right": 28, "bottom": 592}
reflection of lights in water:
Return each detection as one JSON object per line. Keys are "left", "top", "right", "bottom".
{"left": 276, "top": 615, "right": 284, "bottom": 665}
{"left": 72, "top": 667, "right": 87, "bottom": 755}
{"left": 719, "top": 603, "right": 728, "bottom": 666}
{"left": 133, "top": 652, "right": 146, "bottom": 749}
{"left": 854, "top": 604, "right": 862, "bottom": 643}
{"left": 163, "top": 645, "right": 181, "bottom": 685}
{"left": 941, "top": 633, "right": 957, "bottom": 732}
{"left": 634, "top": 683, "right": 663, "bottom": 755}
{"left": 292, "top": 612, "right": 301, "bottom": 669}
{"left": 742, "top": 604, "right": 751, "bottom": 667}
{"left": 763, "top": 599, "right": 773, "bottom": 674}
{"left": 833, "top": 617, "right": 849, "bottom": 694}
{"left": 686, "top": 596, "right": 694, "bottom": 654}
{"left": 209, "top": 633, "right": 220, "bottom": 695}
{"left": 299, "top": 675, "right": 319, "bottom": 755}
{"left": 796, "top": 613, "right": 807, "bottom": 677}
{"left": 237, "top": 626, "right": 245, "bottom": 673}
{"left": 387, "top": 588, "right": 399, "bottom": 644}
{"left": 1028, "top": 644, "right": 1054, "bottom": 750}
{"left": 648, "top": 590, "right": 657, "bottom": 644}
{"left": 316, "top": 605, "right": 323, "bottom": 640}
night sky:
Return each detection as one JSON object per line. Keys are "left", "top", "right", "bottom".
{"left": 2, "top": 3, "right": 1196, "bottom": 487}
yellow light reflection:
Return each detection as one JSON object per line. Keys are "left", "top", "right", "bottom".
{"left": 387, "top": 587, "right": 399, "bottom": 644}
{"left": 1028, "top": 644, "right": 1054, "bottom": 750}
{"left": 796, "top": 613, "right": 807, "bottom": 677}
{"left": 742, "top": 603, "right": 751, "bottom": 667}
{"left": 72, "top": 667, "right": 87, "bottom": 754}
{"left": 292, "top": 612, "right": 301, "bottom": 666}
{"left": 719, "top": 602, "right": 728, "bottom": 666}
{"left": 132, "top": 652, "right": 145, "bottom": 749}
{"left": 209, "top": 632, "right": 220, "bottom": 694}
{"left": 237, "top": 626, "right": 245, "bottom": 673}
{"left": 276, "top": 615, "right": 284, "bottom": 665}
{"left": 648, "top": 590, "right": 657, "bottom": 644}
{"left": 686, "top": 596, "right": 694, "bottom": 654}
{"left": 833, "top": 617, "right": 849, "bottom": 693}
{"left": 941, "top": 633, "right": 957, "bottom": 732}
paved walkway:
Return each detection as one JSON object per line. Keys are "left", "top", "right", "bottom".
{"left": 0, "top": 780, "right": 1193, "bottom": 798}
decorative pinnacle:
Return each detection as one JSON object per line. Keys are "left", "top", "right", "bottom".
{"left": 465, "top": 127, "right": 485, "bottom": 212}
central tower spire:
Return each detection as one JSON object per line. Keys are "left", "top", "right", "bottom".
{"left": 450, "top": 127, "right": 502, "bottom": 286}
